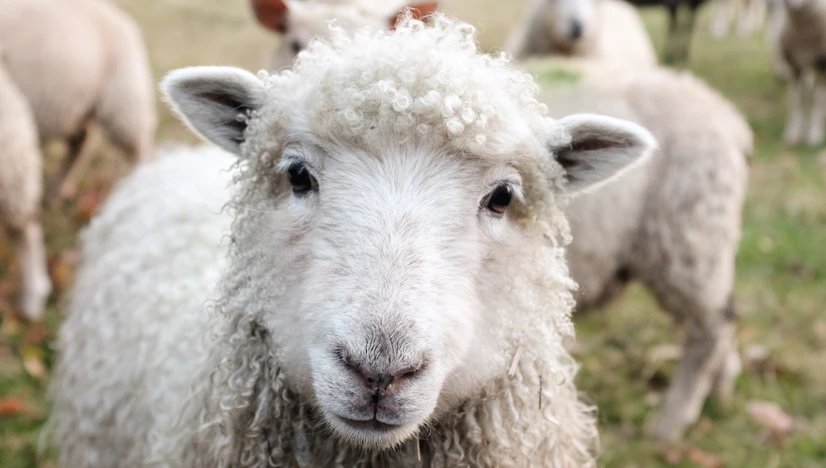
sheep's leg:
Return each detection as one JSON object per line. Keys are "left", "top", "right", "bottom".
{"left": 10, "top": 220, "right": 52, "bottom": 321}
{"left": 678, "top": 5, "right": 700, "bottom": 63}
{"left": 711, "top": 0, "right": 733, "bottom": 39}
{"left": 805, "top": 74, "right": 826, "bottom": 146}
{"left": 663, "top": 5, "right": 682, "bottom": 64}
{"left": 54, "top": 125, "right": 91, "bottom": 200}
{"left": 737, "top": 0, "right": 765, "bottom": 36}
{"left": 784, "top": 72, "right": 809, "bottom": 146}
{"left": 652, "top": 320, "right": 737, "bottom": 441}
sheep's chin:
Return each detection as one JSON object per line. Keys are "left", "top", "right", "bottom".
{"left": 321, "top": 410, "right": 422, "bottom": 450}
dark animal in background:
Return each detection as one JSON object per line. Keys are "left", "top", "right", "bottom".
{"left": 625, "top": 0, "right": 711, "bottom": 64}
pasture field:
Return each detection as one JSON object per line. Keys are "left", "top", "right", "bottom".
{"left": 0, "top": 1, "right": 824, "bottom": 466}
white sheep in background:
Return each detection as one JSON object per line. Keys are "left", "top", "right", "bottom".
{"left": 0, "top": 58, "right": 50, "bottom": 321}
{"left": 250, "top": 0, "right": 439, "bottom": 70}
{"left": 505, "top": 0, "right": 658, "bottom": 68}
{"left": 522, "top": 57, "right": 751, "bottom": 441}
{"left": 0, "top": 0, "right": 156, "bottom": 200}
{"left": 52, "top": 15, "right": 657, "bottom": 467}
{"left": 777, "top": 0, "right": 826, "bottom": 146}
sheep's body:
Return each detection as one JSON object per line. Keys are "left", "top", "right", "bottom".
{"left": 506, "top": 0, "right": 657, "bottom": 68}
{"left": 52, "top": 145, "right": 236, "bottom": 467}
{"left": 524, "top": 57, "right": 751, "bottom": 441}
{"left": 0, "top": 0, "right": 156, "bottom": 192}
{"left": 777, "top": 0, "right": 826, "bottom": 147}
{"left": 54, "top": 16, "right": 659, "bottom": 467}
{"left": 0, "top": 60, "right": 50, "bottom": 320}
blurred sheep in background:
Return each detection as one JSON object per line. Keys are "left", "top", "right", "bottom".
{"left": 777, "top": 0, "right": 826, "bottom": 147}
{"left": 505, "top": 0, "right": 658, "bottom": 68}
{"left": 250, "top": 0, "right": 438, "bottom": 70}
{"left": 0, "top": 0, "right": 155, "bottom": 320}
{"left": 0, "top": 58, "right": 49, "bottom": 322}
{"left": 519, "top": 55, "right": 751, "bottom": 441}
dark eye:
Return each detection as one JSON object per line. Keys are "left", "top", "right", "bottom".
{"left": 486, "top": 184, "right": 513, "bottom": 215}
{"left": 288, "top": 162, "right": 316, "bottom": 194}
{"left": 290, "top": 40, "right": 302, "bottom": 55}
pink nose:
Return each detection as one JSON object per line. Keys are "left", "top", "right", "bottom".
{"left": 336, "top": 349, "right": 425, "bottom": 398}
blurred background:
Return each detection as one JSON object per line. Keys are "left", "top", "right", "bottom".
{"left": 0, "top": 0, "right": 824, "bottom": 466}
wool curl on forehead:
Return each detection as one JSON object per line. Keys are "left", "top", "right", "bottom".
{"left": 237, "top": 13, "right": 576, "bottom": 242}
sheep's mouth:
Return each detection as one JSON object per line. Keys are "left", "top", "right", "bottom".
{"left": 334, "top": 415, "right": 401, "bottom": 432}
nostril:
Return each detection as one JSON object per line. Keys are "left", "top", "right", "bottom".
{"left": 570, "top": 20, "right": 583, "bottom": 40}
{"left": 290, "top": 40, "right": 302, "bottom": 55}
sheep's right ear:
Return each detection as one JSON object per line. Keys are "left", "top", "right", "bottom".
{"left": 251, "top": 0, "right": 290, "bottom": 33}
{"left": 162, "top": 67, "right": 266, "bottom": 155}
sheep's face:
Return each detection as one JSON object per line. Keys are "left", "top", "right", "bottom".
{"left": 542, "top": 0, "right": 599, "bottom": 52}
{"left": 270, "top": 140, "right": 520, "bottom": 448}
{"left": 266, "top": 1, "right": 379, "bottom": 70}
{"left": 163, "top": 16, "right": 655, "bottom": 451}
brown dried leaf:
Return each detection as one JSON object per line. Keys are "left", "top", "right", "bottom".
{"left": 686, "top": 446, "right": 723, "bottom": 468}
{"left": 747, "top": 400, "right": 794, "bottom": 439}
{"left": 0, "top": 398, "right": 28, "bottom": 417}
{"left": 21, "top": 345, "right": 47, "bottom": 381}
{"left": 50, "top": 249, "right": 79, "bottom": 293}
{"left": 24, "top": 326, "right": 51, "bottom": 346}
{"left": 662, "top": 447, "right": 683, "bottom": 465}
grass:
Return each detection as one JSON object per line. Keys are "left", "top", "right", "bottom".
{"left": 1, "top": 1, "right": 825, "bottom": 466}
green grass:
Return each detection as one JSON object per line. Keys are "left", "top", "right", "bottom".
{"left": 1, "top": 1, "right": 825, "bottom": 466}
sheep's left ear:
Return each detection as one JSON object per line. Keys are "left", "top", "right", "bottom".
{"left": 389, "top": 2, "right": 439, "bottom": 30}
{"left": 251, "top": 0, "right": 290, "bottom": 33}
{"left": 551, "top": 114, "right": 656, "bottom": 193}
{"left": 162, "top": 66, "right": 267, "bottom": 155}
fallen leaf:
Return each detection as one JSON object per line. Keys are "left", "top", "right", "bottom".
{"left": 50, "top": 249, "right": 80, "bottom": 293}
{"left": 0, "top": 280, "right": 15, "bottom": 302}
{"left": 24, "top": 326, "right": 51, "bottom": 345}
{"left": 1, "top": 313, "right": 22, "bottom": 337}
{"left": 686, "top": 446, "right": 723, "bottom": 468}
{"left": 0, "top": 398, "right": 27, "bottom": 417}
{"left": 21, "top": 345, "right": 47, "bottom": 381}
{"left": 76, "top": 190, "right": 104, "bottom": 222}
{"left": 747, "top": 400, "right": 794, "bottom": 446}
{"left": 662, "top": 447, "right": 683, "bottom": 465}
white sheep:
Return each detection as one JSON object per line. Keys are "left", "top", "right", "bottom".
{"left": 0, "top": 58, "right": 50, "bottom": 321}
{"left": 523, "top": 56, "right": 751, "bottom": 441}
{"left": 52, "top": 15, "right": 657, "bottom": 467}
{"left": 250, "top": 0, "right": 439, "bottom": 70}
{"left": 505, "top": 0, "right": 658, "bottom": 68}
{"left": 777, "top": 0, "right": 826, "bottom": 146}
{"left": 0, "top": 0, "right": 156, "bottom": 199}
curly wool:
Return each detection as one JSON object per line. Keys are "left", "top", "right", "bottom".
{"left": 253, "top": 14, "right": 568, "bottom": 163}
{"left": 54, "top": 16, "right": 598, "bottom": 468}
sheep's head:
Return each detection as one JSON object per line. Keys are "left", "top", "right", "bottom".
{"left": 251, "top": 0, "right": 439, "bottom": 70}
{"left": 163, "top": 15, "right": 653, "bottom": 451}
{"left": 540, "top": 0, "right": 599, "bottom": 53}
